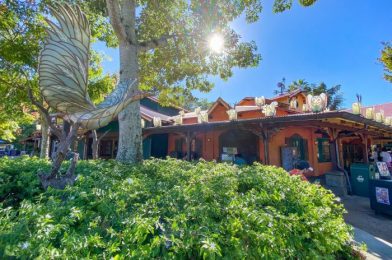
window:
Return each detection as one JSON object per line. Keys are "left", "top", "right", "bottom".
{"left": 286, "top": 134, "right": 308, "bottom": 161}
{"left": 317, "top": 138, "right": 331, "bottom": 162}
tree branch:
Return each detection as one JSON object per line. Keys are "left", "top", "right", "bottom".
{"left": 105, "top": 0, "right": 128, "bottom": 43}
{"left": 27, "top": 87, "right": 62, "bottom": 139}
{"left": 138, "top": 34, "right": 179, "bottom": 52}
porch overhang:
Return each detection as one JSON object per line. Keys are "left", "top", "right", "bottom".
{"left": 143, "top": 111, "right": 392, "bottom": 138}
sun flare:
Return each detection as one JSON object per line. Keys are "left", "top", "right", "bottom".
{"left": 208, "top": 33, "right": 225, "bottom": 53}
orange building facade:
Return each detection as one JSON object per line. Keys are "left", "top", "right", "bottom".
{"left": 144, "top": 91, "right": 392, "bottom": 176}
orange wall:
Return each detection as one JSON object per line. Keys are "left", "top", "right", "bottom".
{"left": 209, "top": 103, "right": 229, "bottom": 122}
{"left": 168, "top": 126, "right": 333, "bottom": 176}
{"left": 268, "top": 127, "right": 332, "bottom": 176}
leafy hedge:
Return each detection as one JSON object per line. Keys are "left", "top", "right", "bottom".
{"left": 0, "top": 157, "right": 356, "bottom": 259}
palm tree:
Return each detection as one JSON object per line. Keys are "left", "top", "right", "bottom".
{"left": 287, "top": 79, "right": 309, "bottom": 92}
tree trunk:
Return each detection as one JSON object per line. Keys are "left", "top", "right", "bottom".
{"left": 39, "top": 117, "right": 50, "bottom": 159}
{"left": 92, "top": 130, "right": 99, "bottom": 160}
{"left": 117, "top": 43, "right": 142, "bottom": 163}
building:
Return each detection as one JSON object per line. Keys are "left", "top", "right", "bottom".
{"left": 78, "top": 92, "right": 392, "bottom": 176}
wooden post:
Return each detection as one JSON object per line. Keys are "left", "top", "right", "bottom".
{"left": 360, "top": 133, "right": 369, "bottom": 164}
{"left": 261, "top": 129, "right": 269, "bottom": 165}
{"left": 186, "top": 131, "right": 191, "bottom": 161}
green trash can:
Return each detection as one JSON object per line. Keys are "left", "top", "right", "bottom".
{"left": 350, "top": 163, "right": 375, "bottom": 197}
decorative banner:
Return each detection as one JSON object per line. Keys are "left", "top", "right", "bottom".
{"left": 375, "top": 187, "right": 390, "bottom": 205}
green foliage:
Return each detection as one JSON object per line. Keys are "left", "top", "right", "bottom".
{"left": 0, "top": 156, "right": 50, "bottom": 208}
{"left": 380, "top": 42, "right": 392, "bottom": 83}
{"left": 0, "top": 157, "right": 357, "bottom": 259}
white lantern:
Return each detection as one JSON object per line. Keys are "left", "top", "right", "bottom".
{"left": 352, "top": 102, "right": 361, "bottom": 115}
{"left": 153, "top": 117, "right": 162, "bottom": 127}
{"left": 197, "top": 111, "right": 208, "bottom": 123}
{"left": 141, "top": 119, "right": 145, "bottom": 128}
{"left": 365, "top": 107, "right": 374, "bottom": 119}
{"left": 227, "top": 109, "right": 237, "bottom": 120}
{"left": 255, "top": 96, "right": 265, "bottom": 107}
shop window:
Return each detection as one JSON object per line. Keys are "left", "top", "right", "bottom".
{"left": 317, "top": 138, "right": 331, "bottom": 162}
{"left": 100, "top": 140, "right": 113, "bottom": 157}
{"left": 285, "top": 134, "right": 308, "bottom": 161}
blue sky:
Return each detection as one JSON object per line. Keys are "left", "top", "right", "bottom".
{"left": 94, "top": 0, "right": 392, "bottom": 108}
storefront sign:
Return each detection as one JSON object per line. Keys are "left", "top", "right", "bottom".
{"left": 376, "top": 187, "right": 390, "bottom": 205}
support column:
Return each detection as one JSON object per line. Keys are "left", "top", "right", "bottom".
{"left": 261, "top": 129, "right": 270, "bottom": 165}
{"left": 186, "top": 131, "right": 191, "bottom": 161}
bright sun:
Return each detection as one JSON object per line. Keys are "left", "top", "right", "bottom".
{"left": 208, "top": 33, "right": 225, "bottom": 53}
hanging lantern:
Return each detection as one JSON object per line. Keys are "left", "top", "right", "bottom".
{"left": 179, "top": 110, "right": 185, "bottom": 116}
{"left": 153, "top": 117, "right": 162, "bottom": 127}
{"left": 262, "top": 102, "right": 278, "bottom": 117}
{"left": 351, "top": 102, "right": 361, "bottom": 115}
{"left": 255, "top": 96, "right": 265, "bottom": 107}
{"left": 197, "top": 111, "right": 208, "bottom": 123}
{"left": 141, "top": 119, "right": 145, "bottom": 128}
{"left": 227, "top": 109, "right": 237, "bottom": 120}
{"left": 365, "top": 107, "right": 374, "bottom": 119}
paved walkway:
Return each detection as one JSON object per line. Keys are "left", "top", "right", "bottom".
{"left": 354, "top": 227, "right": 392, "bottom": 260}
{"left": 340, "top": 195, "right": 392, "bottom": 259}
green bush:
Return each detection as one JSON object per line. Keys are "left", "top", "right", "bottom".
{"left": 0, "top": 157, "right": 356, "bottom": 259}
{"left": 0, "top": 156, "right": 50, "bottom": 208}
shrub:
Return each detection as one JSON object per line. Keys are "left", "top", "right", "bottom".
{"left": 0, "top": 156, "right": 50, "bottom": 208}
{"left": 0, "top": 158, "right": 356, "bottom": 259}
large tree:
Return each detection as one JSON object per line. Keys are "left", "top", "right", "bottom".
{"left": 380, "top": 42, "right": 392, "bottom": 83}
{"left": 103, "top": 0, "right": 318, "bottom": 163}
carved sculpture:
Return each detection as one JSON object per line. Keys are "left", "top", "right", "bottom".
{"left": 289, "top": 97, "right": 298, "bottom": 109}
{"left": 35, "top": 4, "right": 145, "bottom": 188}
{"left": 306, "top": 93, "right": 328, "bottom": 113}
{"left": 197, "top": 111, "right": 209, "bottom": 123}
{"left": 39, "top": 4, "right": 141, "bottom": 130}
{"left": 262, "top": 102, "right": 278, "bottom": 117}
{"left": 365, "top": 107, "right": 374, "bottom": 119}
{"left": 227, "top": 109, "right": 237, "bottom": 120}
{"left": 255, "top": 96, "right": 266, "bottom": 107}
